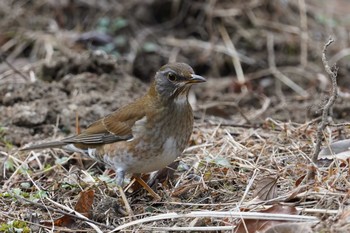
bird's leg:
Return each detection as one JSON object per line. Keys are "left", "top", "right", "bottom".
{"left": 132, "top": 174, "right": 161, "bottom": 201}
{"left": 116, "top": 170, "right": 133, "bottom": 216}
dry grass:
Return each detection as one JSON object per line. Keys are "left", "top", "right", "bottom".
{"left": 2, "top": 117, "right": 350, "bottom": 231}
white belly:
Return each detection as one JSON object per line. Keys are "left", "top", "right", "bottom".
{"left": 102, "top": 136, "right": 180, "bottom": 174}
{"left": 131, "top": 136, "right": 179, "bottom": 173}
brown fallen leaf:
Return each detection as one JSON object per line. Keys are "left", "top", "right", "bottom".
{"left": 74, "top": 189, "right": 95, "bottom": 218}
{"left": 51, "top": 213, "right": 75, "bottom": 228}
{"left": 294, "top": 174, "right": 306, "bottom": 187}
{"left": 252, "top": 176, "right": 278, "bottom": 201}
{"left": 236, "top": 204, "right": 299, "bottom": 233}
{"left": 43, "top": 189, "right": 95, "bottom": 227}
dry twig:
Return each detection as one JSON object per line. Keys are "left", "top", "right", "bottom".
{"left": 0, "top": 50, "right": 29, "bottom": 81}
{"left": 109, "top": 210, "right": 318, "bottom": 232}
{"left": 298, "top": 0, "right": 308, "bottom": 67}
{"left": 267, "top": 34, "right": 308, "bottom": 97}
{"left": 306, "top": 37, "right": 338, "bottom": 180}
{"left": 16, "top": 195, "right": 111, "bottom": 230}
{"left": 218, "top": 24, "right": 246, "bottom": 92}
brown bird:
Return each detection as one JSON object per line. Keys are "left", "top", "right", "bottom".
{"left": 21, "top": 62, "right": 206, "bottom": 190}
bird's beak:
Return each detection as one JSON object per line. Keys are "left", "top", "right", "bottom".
{"left": 188, "top": 74, "right": 206, "bottom": 84}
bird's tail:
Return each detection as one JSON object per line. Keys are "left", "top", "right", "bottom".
{"left": 20, "top": 141, "right": 67, "bottom": 151}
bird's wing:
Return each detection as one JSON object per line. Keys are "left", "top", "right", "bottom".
{"left": 20, "top": 97, "right": 150, "bottom": 151}
{"left": 64, "top": 99, "right": 147, "bottom": 145}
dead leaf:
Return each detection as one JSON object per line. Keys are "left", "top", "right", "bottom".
{"left": 51, "top": 215, "right": 74, "bottom": 228}
{"left": 285, "top": 184, "right": 308, "bottom": 202}
{"left": 236, "top": 204, "right": 299, "bottom": 233}
{"left": 294, "top": 174, "right": 306, "bottom": 187}
{"left": 264, "top": 222, "right": 313, "bottom": 233}
{"left": 74, "top": 189, "right": 95, "bottom": 218}
{"left": 42, "top": 189, "right": 95, "bottom": 227}
{"left": 253, "top": 176, "right": 278, "bottom": 201}
{"left": 318, "top": 139, "right": 350, "bottom": 160}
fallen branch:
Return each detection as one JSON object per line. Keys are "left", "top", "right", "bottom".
{"left": 307, "top": 37, "right": 338, "bottom": 180}
{"left": 109, "top": 211, "right": 318, "bottom": 232}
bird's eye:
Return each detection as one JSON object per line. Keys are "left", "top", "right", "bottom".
{"left": 167, "top": 72, "right": 177, "bottom": 82}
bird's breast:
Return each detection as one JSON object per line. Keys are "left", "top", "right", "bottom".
{"left": 135, "top": 101, "right": 193, "bottom": 150}
{"left": 98, "top": 101, "right": 194, "bottom": 174}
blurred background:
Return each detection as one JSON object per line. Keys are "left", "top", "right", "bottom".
{"left": 0, "top": 0, "right": 350, "bottom": 148}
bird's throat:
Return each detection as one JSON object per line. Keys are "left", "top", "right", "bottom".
{"left": 173, "top": 94, "right": 188, "bottom": 105}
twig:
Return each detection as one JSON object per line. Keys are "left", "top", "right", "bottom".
{"left": 246, "top": 10, "right": 301, "bottom": 34}
{"left": 329, "top": 122, "right": 350, "bottom": 128}
{"left": 15, "top": 195, "right": 112, "bottom": 230}
{"left": 0, "top": 50, "right": 29, "bottom": 80}
{"left": 109, "top": 211, "right": 318, "bottom": 232}
{"left": 246, "top": 96, "right": 271, "bottom": 122}
{"left": 161, "top": 37, "right": 256, "bottom": 65}
{"left": 298, "top": 0, "right": 308, "bottom": 67}
{"left": 267, "top": 34, "right": 309, "bottom": 97}
{"left": 237, "top": 169, "right": 259, "bottom": 207}
{"left": 218, "top": 24, "right": 246, "bottom": 92}
{"left": 159, "top": 201, "right": 340, "bottom": 215}
{"left": 212, "top": 8, "right": 241, "bottom": 17}
{"left": 306, "top": 37, "right": 338, "bottom": 180}
{"left": 145, "top": 226, "right": 236, "bottom": 231}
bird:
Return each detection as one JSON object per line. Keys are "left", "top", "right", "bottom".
{"left": 21, "top": 62, "right": 206, "bottom": 193}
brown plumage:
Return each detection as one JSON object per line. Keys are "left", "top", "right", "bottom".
{"left": 21, "top": 62, "right": 206, "bottom": 186}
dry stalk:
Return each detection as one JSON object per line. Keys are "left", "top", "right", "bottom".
{"left": 298, "top": 0, "right": 308, "bottom": 67}
{"left": 16, "top": 195, "right": 111, "bottom": 230}
{"left": 218, "top": 24, "right": 246, "bottom": 92}
{"left": 267, "top": 34, "right": 308, "bottom": 97}
{"left": 306, "top": 37, "right": 338, "bottom": 180}
{"left": 0, "top": 50, "right": 29, "bottom": 80}
{"left": 109, "top": 210, "right": 318, "bottom": 232}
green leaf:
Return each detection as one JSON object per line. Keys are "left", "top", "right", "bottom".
{"left": 214, "top": 156, "right": 232, "bottom": 167}
{"left": 98, "top": 174, "right": 114, "bottom": 183}
{"left": 143, "top": 42, "right": 158, "bottom": 52}
{"left": 4, "top": 158, "right": 15, "bottom": 171}
{"left": 20, "top": 182, "right": 31, "bottom": 189}
{"left": 111, "top": 17, "right": 128, "bottom": 31}
{"left": 114, "top": 35, "right": 127, "bottom": 46}
{"left": 98, "top": 17, "right": 110, "bottom": 28}
{"left": 55, "top": 156, "right": 69, "bottom": 165}
{"left": 12, "top": 188, "right": 22, "bottom": 196}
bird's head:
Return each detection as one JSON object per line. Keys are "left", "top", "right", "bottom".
{"left": 151, "top": 63, "right": 206, "bottom": 101}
